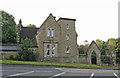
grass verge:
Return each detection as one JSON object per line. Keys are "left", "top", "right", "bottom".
{"left": 0, "top": 60, "right": 102, "bottom": 69}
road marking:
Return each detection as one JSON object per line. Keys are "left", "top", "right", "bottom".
{"left": 114, "top": 73, "right": 120, "bottom": 78}
{"left": 1, "top": 70, "right": 52, "bottom": 72}
{"left": 9, "top": 71, "right": 34, "bottom": 77}
{"left": 49, "top": 72, "right": 66, "bottom": 78}
{"left": 89, "top": 73, "right": 94, "bottom": 78}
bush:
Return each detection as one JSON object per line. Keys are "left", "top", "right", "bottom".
{"left": 104, "top": 56, "right": 112, "bottom": 65}
{"left": 17, "top": 38, "right": 39, "bottom": 61}
{"left": 9, "top": 55, "right": 14, "bottom": 60}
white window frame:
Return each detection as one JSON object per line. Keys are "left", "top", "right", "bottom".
{"left": 52, "top": 44, "right": 55, "bottom": 56}
{"left": 46, "top": 44, "right": 50, "bottom": 56}
{"left": 47, "top": 28, "right": 50, "bottom": 37}
{"left": 51, "top": 29, "right": 54, "bottom": 37}
{"left": 66, "top": 34, "right": 70, "bottom": 40}
{"left": 66, "top": 46, "right": 70, "bottom": 54}
{"left": 66, "top": 24, "right": 70, "bottom": 30}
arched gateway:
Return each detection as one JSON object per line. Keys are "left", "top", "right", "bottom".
{"left": 87, "top": 41, "right": 101, "bottom": 65}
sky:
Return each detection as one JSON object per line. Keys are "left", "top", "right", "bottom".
{"left": 0, "top": 0, "right": 119, "bottom": 45}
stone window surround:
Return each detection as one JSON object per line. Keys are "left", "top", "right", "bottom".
{"left": 46, "top": 28, "right": 54, "bottom": 37}
{"left": 66, "top": 24, "right": 70, "bottom": 30}
{"left": 66, "top": 46, "right": 70, "bottom": 54}
{"left": 44, "top": 43, "right": 57, "bottom": 57}
{"left": 66, "top": 34, "right": 70, "bottom": 40}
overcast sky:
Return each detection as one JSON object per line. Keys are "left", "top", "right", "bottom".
{"left": 0, "top": 0, "right": 119, "bottom": 45}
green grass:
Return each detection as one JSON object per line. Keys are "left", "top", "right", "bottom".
{"left": 1, "top": 60, "right": 102, "bottom": 68}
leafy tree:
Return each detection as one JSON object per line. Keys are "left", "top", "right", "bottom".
{"left": 96, "top": 39, "right": 102, "bottom": 49}
{"left": 27, "top": 24, "right": 36, "bottom": 27}
{"left": 83, "top": 40, "right": 89, "bottom": 53}
{"left": 107, "top": 38, "right": 116, "bottom": 65}
{"left": 17, "top": 38, "right": 39, "bottom": 61}
{"left": 1, "top": 10, "right": 17, "bottom": 43}
{"left": 78, "top": 45, "right": 85, "bottom": 56}
{"left": 115, "top": 38, "right": 120, "bottom": 64}
{"left": 100, "top": 41, "right": 109, "bottom": 63}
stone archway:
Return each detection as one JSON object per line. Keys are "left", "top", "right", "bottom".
{"left": 87, "top": 41, "right": 101, "bottom": 65}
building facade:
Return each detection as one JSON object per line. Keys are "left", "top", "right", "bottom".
{"left": 18, "top": 14, "right": 78, "bottom": 62}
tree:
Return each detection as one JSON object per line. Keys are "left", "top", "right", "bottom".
{"left": 1, "top": 10, "right": 17, "bottom": 43}
{"left": 27, "top": 24, "right": 36, "bottom": 27}
{"left": 96, "top": 39, "right": 102, "bottom": 49}
{"left": 107, "top": 38, "right": 116, "bottom": 65}
{"left": 17, "top": 38, "right": 39, "bottom": 61}
{"left": 115, "top": 38, "right": 120, "bottom": 64}
{"left": 100, "top": 41, "right": 109, "bottom": 63}
{"left": 83, "top": 40, "right": 89, "bottom": 53}
{"left": 78, "top": 45, "right": 85, "bottom": 55}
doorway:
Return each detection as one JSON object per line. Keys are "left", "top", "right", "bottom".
{"left": 91, "top": 51, "right": 97, "bottom": 64}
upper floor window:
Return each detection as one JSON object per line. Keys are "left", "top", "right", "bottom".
{"left": 66, "top": 24, "right": 70, "bottom": 30}
{"left": 47, "top": 29, "right": 50, "bottom": 37}
{"left": 66, "top": 46, "right": 70, "bottom": 54}
{"left": 51, "top": 29, "right": 54, "bottom": 37}
{"left": 66, "top": 34, "right": 70, "bottom": 40}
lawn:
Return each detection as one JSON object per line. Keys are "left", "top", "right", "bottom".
{"left": 1, "top": 60, "right": 102, "bottom": 69}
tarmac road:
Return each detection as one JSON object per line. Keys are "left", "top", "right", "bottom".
{"left": 1, "top": 65, "right": 119, "bottom": 78}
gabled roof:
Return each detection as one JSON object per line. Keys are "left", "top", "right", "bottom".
{"left": 39, "top": 13, "right": 61, "bottom": 29}
{"left": 87, "top": 40, "right": 101, "bottom": 53}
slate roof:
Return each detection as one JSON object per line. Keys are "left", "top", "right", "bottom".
{"left": 19, "top": 27, "right": 39, "bottom": 47}
{"left": 0, "top": 44, "right": 18, "bottom": 51}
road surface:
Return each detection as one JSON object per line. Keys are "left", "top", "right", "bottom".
{"left": 1, "top": 65, "right": 119, "bottom": 78}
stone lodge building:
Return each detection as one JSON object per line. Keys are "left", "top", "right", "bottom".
{"left": 18, "top": 13, "right": 78, "bottom": 62}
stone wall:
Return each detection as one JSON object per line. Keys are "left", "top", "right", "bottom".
{"left": 1, "top": 51, "right": 17, "bottom": 60}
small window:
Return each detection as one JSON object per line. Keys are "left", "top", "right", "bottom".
{"left": 66, "top": 24, "right": 69, "bottom": 30}
{"left": 51, "top": 29, "right": 54, "bottom": 37}
{"left": 47, "top": 29, "right": 50, "bottom": 37}
{"left": 66, "top": 34, "right": 70, "bottom": 40}
{"left": 52, "top": 44, "right": 55, "bottom": 56}
{"left": 66, "top": 46, "right": 70, "bottom": 54}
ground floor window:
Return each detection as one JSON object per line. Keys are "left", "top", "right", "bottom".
{"left": 66, "top": 46, "right": 70, "bottom": 54}
{"left": 44, "top": 44, "right": 57, "bottom": 57}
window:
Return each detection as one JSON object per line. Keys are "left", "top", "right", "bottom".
{"left": 52, "top": 44, "right": 55, "bottom": 56}
{"left": 46, "top": 45, "right": 50, "bottom": 56}
{"left": 51, "top": 29, "right": 54, "bottom": 37}
{"left": 66, "top": 24, "right": 69, "bottom": 30}
{"left": 47, "top": 29, "right": 50, "bottom": 37}
{"left": 66, "top": 46, "right": 70, "bottom": 54}
{"left": 66, "top": 34, "right": 70, "bottom": 40}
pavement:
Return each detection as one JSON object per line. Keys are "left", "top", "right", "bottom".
{"left": 1, "top": 64, "right": 120, "bottom": 78}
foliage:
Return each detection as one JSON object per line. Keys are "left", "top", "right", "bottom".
{"left": 78, "top": 45, "right": 85, "bottom": 55}
{"left": 104, "top": 56, "right": 112, "bottom": 65}
{"left": 115, "top": 38, "right": 120, "bottom": 64}
{"left": 1, "top": 10, "right": 17, "bottom": 43}
{"left": 17, "top": 38, "right": 39, "bottom": 61}
{"left": 27, "top": 24, "right": 36, "bottom": 27}
{"left": 9, "top": 55, "right": 14, "bottom": 60}
{"left": 96, "top": 39, "right": 102, "bottom": 49}
{"left": 91, "top": 51, "right": 96, "bottom": 64}
{"left": 83, "top": 40, "right": 89, "bottom": 53}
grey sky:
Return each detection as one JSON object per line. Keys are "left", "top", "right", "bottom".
{"left": 0, "top": 0, "right": 119, "bottom": 45}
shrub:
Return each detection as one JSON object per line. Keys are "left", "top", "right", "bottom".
{"left": 9, "top": 55, "right": 14, "bottom": 60}
{"left": 17, "top": 38, "right": 39, "bottom": 61}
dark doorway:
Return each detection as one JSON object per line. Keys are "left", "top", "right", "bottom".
{"left": 91, "top": 51, "right": 97, "bottom": 64}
